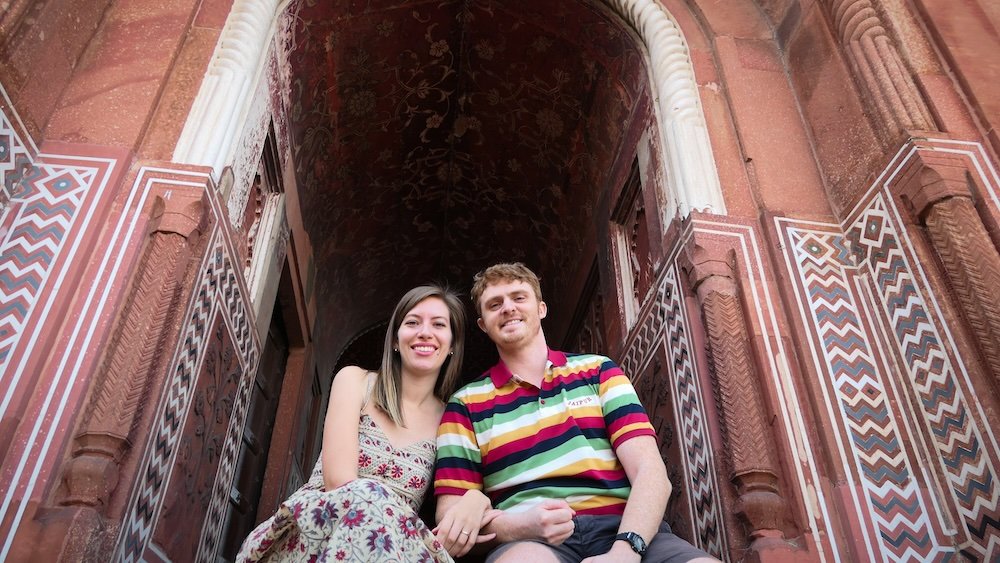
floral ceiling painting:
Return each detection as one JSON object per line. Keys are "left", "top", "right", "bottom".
{"left": 278, "top": 0, "right": 652, "bottom": 367}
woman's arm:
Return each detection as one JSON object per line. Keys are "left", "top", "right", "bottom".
{"left": 434, "top": 489, "right": 497, "bottom": 557}
{"left": 320, "top": 366, "right": 369, "bottom": 490}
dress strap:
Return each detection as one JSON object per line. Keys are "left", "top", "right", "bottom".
{"left": 360, "top": 371, "right": 376, "bottom": 411}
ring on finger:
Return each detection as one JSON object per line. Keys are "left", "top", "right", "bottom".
{"left": 460, "top": 530, "right": 471, "bottom": 536}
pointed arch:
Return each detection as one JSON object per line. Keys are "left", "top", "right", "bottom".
{"left": 601, "top": 0, "right": 725, "bottom": 216}
{"left": 173, "top": 0, "right": 725, "bottom": 218}
{"left": 173, "top": 0, "right": 287, "bottom": 174}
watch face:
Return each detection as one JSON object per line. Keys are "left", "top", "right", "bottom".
{"left": 617, "top": 532, "right": 647, "bottom": 555}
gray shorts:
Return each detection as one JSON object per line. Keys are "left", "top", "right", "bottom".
{"left": 485, "top": 515, "right": 713, "bottom": 563}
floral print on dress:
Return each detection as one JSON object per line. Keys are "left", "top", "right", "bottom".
{"left": 236, "top": 414, "right": 450, "bottom": 562}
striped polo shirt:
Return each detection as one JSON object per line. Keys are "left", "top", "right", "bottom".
{"left": 434, "top": 349, "right": 656, "bottom": 515}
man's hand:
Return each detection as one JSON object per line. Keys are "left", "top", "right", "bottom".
{"left": 580, "top": 540, "right": 642, "bottom": 563}
{"left": 489, "top": 499, "right": 576, "bottom": 545}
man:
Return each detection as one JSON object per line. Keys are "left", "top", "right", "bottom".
{"left": 434, "top": 263, "right": 718, "bottom": 562}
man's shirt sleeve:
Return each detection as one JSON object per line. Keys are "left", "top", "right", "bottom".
{"left": 597, "top": 357, "right": 656, "bottom": 449}
{"left": 434, "top": 395, "right": 484, "bottom": 496}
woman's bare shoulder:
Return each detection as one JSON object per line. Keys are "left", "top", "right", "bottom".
{"left": 334, "top": 365, "right": 370, "bottom": 380}
{"left": 329, "top": 365, "right": 374, "bottom": 398}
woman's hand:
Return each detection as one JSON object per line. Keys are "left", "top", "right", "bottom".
{"left": 433, "top": 489, "right": 497, "bottom": 557}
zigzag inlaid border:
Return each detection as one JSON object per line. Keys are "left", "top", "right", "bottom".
{"left": 777, "top": 138, "right": 1000, "bottom": 561}
{"left": 849, "top": 195, "right": 1000, "bottom": 558}
{"left": 0, "top": 110, "right": 119, "bottom": 562}
{"left": 114, "top": 181, "right": 259, "bottom": 563}
{"left": 686, "top": 219, "right": 839, "bottom": 561}
{"left": 620, "top": 238, "right": 729, "bottom": 557}
{"left": 783, "top": 220, "right": 949, "bottom": 561}
{"left": 193, "top": 236, "right": 258, "bottom": 562}
{"left": 0, "top": 112, "right": 104, "bottom": 394}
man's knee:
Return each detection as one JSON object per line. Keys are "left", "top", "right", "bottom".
{"left": 486, "top": 541, "right": 562, "bottom": 563}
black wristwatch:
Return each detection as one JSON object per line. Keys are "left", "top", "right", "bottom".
{"left": 615, "top": 531, "right": 647, "bottom": 556}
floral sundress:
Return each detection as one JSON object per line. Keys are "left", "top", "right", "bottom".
{"left": 236, "top": 413, "right": 451, "bottom": 562}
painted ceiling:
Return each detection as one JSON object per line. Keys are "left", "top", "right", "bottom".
{"left": 277, "top": 0, "right": 652, "bottom": 372}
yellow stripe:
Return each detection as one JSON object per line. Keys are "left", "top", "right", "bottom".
{"left": 609, "top": 422, "right": 653, "bottom": 443}
{"left": 487, "top": 407, "right": 604, "bottom": 450}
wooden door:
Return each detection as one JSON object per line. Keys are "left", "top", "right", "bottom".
{"left": 219, "top": 310, "right": 289, "bottom": 560}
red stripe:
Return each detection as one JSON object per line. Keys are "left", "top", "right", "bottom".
{"left": 608, "top": 412, "right": 651, "bottom": 432}
{"left": 488, "top": 416, "right": 605, "bottom": 460}
{"left": 575, "top": 503, "right": 627, "bottom": 516}
{"left": 440, "top": 411, "right": 475, "bottom": 426}
{"left": 548, "top": 366, "right": 598, "bottom": 387}
{"left": 435, "top": 485, "right": 479, "bottom": 497}
{"left": 465, "top": 386, "right": 534, "bottom": 414}
{"left": 574, "top": 467, "right": 628, "bottom": 481}
{"left": 610, "top": 428, "right": 656, "bottom": 449}
{"left": 599, "top": 365, "right": 625, "bottom": 383}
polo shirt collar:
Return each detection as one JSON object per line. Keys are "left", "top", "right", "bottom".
{"left": 489, "top": 349, "right": 568, "bottom": 387}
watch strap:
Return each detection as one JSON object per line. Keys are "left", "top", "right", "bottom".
{"left": 614, "top": 531, "right": 647, "bottom": 555}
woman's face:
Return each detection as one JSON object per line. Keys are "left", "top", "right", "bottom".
{"left": 395, "top": 297, "right": 453, "bottom": 376}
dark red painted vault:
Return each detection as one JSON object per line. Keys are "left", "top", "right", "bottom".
{"left": 278, "top": 0, "right": 652, "bottom": 366}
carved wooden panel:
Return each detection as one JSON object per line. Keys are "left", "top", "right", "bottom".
{"left": 152, "top": 314, "right": 241, "bottom": 562}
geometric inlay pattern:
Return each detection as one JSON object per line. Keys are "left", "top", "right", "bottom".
{"left": 621, "top": 262, "right": 727, "bottom": 558}
{"left": 0, "top": 112, "right": 90, "bottom": 372}
{"left": 846, "top": 195, "right": 1000, "bottom": 560}
{"left": 0, "top": 110, "right": 119, "bottom": 562}
{"left": 687, "top": 218, "right": 840, "bottom": 559}
{"left": 115, "top": 219, "right": 258, "bottom": 563}
{"left": 787, "top": 221, "right": 950, "bottom": 562}
{"left": 780, "top": 172, "right": 1000, "bottom": 561}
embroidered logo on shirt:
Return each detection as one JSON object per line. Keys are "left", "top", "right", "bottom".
{"left": 566, "top": 396, "right": 598, "bottom": 408}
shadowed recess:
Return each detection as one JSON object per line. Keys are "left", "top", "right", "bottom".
{"left": 278, "top": 0, "right": 652, "bottom": 372}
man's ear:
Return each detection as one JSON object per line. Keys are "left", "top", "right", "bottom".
{"left": 539, "top": 301, "right": 547, "bottom": 319}
{"left": 477, "top": 317, "right": 486, "bottom": 332}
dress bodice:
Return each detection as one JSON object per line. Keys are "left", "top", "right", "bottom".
{"left": 308, "top": 413, "right": 437, "bottom": 512}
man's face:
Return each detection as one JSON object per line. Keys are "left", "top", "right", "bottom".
{"left": 477, "top": 279, "right": 547, "bottom": 349}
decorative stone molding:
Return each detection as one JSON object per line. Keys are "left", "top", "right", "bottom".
{"left": 112, "top": 176, "right": 259, "bottom": 563}
{"left": 173, "top": 0, "right": 285, "bottom": 175}
{"left": 175, "top": 0, "right": 724, "bottom": 217}
{"left": 890, "top": 147, "right": 1000, "bottom": 386}
{"left": 61, "top": 190, "right": 207, "bottom": 510}
{"left": 828, "top": 0, "right": 934, "bottom": 137}
{"left": 679, "top": 239, "right": 790, "bottom": 545}
{"left": 602, "top": 0, "right": 725, "bottom": 216}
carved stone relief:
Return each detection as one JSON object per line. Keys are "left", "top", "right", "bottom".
{"left": 890, "top": 145, "right": 1000, "bottom": 387}
{"left": 152, "top": 315, "right": 241, "bottom": 561}
{"left": 60, "top": 189, "right": 207, "bottom": 511}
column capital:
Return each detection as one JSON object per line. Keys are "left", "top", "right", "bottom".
{"left": 889, "top": 146, "right": 973, "bottom": 219}
{"left": 678, "top": 232, "right": 737, "bottom": 295}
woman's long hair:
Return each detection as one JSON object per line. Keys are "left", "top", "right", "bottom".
{"left": 371, "top": 285, "right": 466, "bottom": 427}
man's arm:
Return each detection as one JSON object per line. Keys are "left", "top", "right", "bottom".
{"left": 586, "top": 434, "right": 670, "bottom": 562}
{"left": 440, "top": 495, "right": 575, "bottom": 547}
{"left": 615, "top": 435, "right": 670, "bottom": 539}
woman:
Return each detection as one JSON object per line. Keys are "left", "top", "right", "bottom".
{"left": 237, "top": 285, "right": 494, "bottom": 562}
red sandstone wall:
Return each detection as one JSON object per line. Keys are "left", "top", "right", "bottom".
{"left": 3, "top": 0, "right": 1000, "bottom": 561}
{"left": 0, "top": 0, "right": 232, "bottom": 156}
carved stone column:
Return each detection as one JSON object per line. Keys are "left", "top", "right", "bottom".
{"left": 892, "top": 149, "right": 1000, "bottom": 386}
{"left": 681, "top": 242, "right": 789, "bottom": 551}
{"left": 828, "top": 0, "right": 934, "bottom": 136}
{"left": 59, "top": 190, "right": 207, "bottom": 510}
